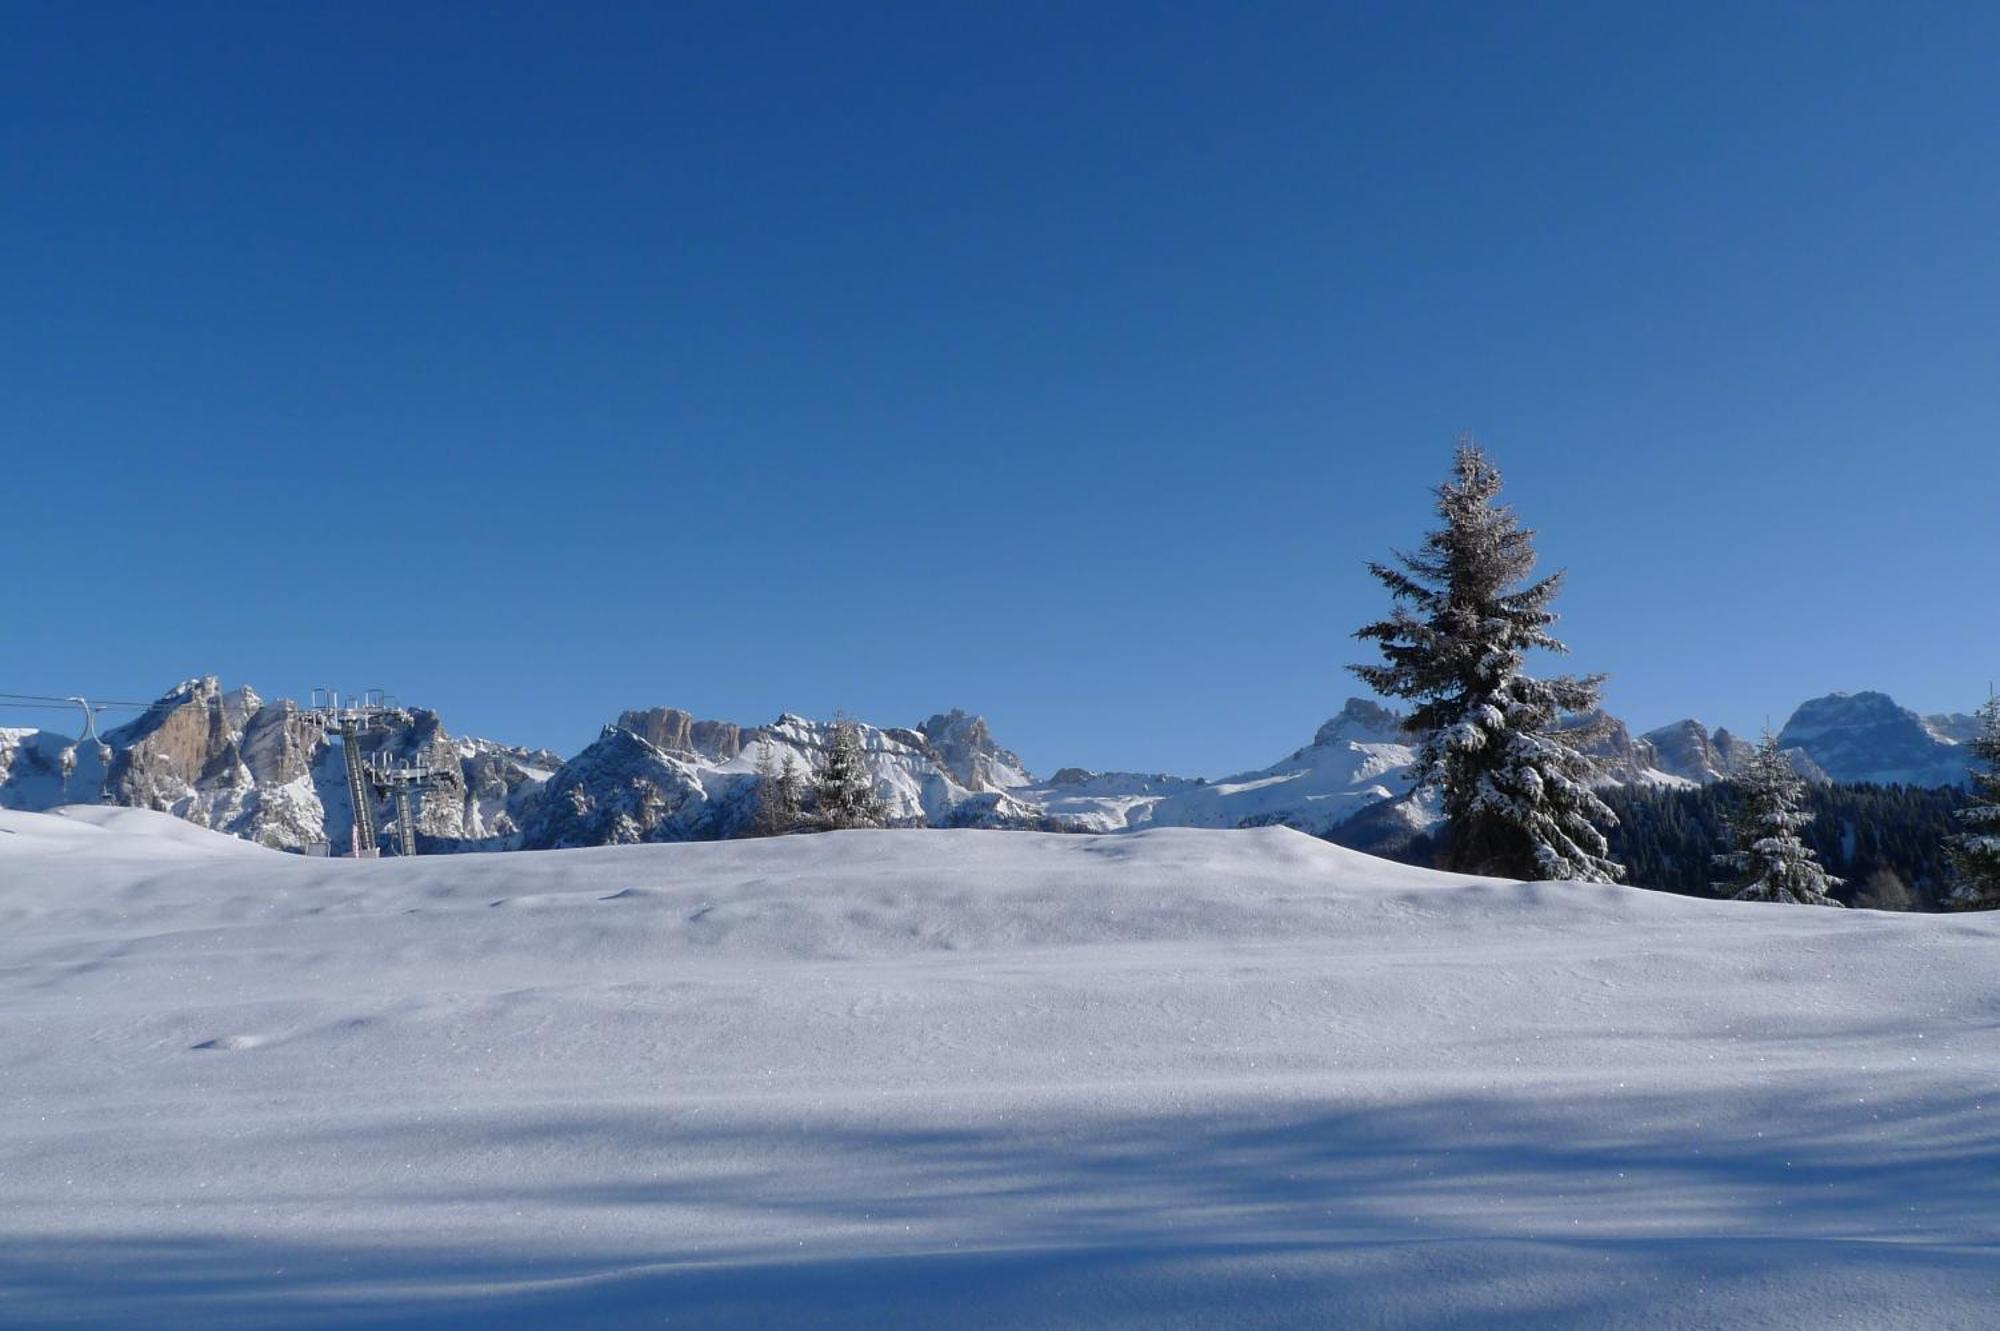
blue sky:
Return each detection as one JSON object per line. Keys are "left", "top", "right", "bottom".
{"left": 4, "top": 3, "right": 1996, "bottom": 777}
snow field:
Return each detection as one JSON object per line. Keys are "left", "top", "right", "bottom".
{"left": 0, "top": 806, "right": 1994, "bottom": 1327}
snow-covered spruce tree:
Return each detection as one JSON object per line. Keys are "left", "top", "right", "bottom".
{"left": 750, "top": 740, "right": 804, "bottom": 837}
{"left": 1712, "top": 733, "right": 1843, "bottom": 906}
{"left": 777, "top": 754, "right": 806, "bottom": 829}
{"left": 1944, "top": 696, "right": 2000, "bottom": 910}
{"left": 1351, "top": 440, "right": 1622, "bottom": 882}
{"left": 810, "top": 714, "right": 887, "bottom": 831}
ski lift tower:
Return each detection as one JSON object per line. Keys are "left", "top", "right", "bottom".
{"left": 364, "top": 749, "right": 449, "bottom": 858}
{"left": 293, "top": 688, "right": 403, "bottom": 858}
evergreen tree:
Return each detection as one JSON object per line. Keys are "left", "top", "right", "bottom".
{"left": 1713, "top": 733, "right": 1843, "bottom": 906}
{"left": 811, "top": 713, "right": 887, "bottom": 831}
{"left": 750, "top": 740, "right": 803, "bottom": 837}
{"left": 1944, "top": 695, "right": 2000, "bottom": 910}
{"left": 778, "top": 753, "right": 805, "bottom": 825}
{"left": 1351, "top": 439, "right": 1622, "bottom": 882}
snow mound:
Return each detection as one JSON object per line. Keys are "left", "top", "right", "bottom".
{"left": 0, "top": 814, "right": 1994, "bottom": 1328}
{"left": 0, "top": 804, "right": 282, "bottom": 859}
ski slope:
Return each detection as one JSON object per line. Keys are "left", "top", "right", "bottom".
{"left": 1, "top": 807, "right": 1994, "bottom": 1328}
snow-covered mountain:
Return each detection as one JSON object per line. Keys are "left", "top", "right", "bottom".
{"left": 1040, "top": 698, "right": 1425, "bottom": 835}
{"left": 519, "top": 710, "right": 1054, "bottom": 849}
{"left": 1922, "top": 710, "right": 1983, "bottom": 745}
{"left": 1, "top": 680, "right": 1979, "bottom": 854}
{"left": 916, "top": 708, "right": 1034, "bottom": 791}
{"left": 1777, "top": 691, "right": 1975, "bottom": 788}
{"left": 1621, "top": 692, "right": 1979, "bottom": 790}
{"left": 1639, "top": 718, "right": 1755, "bottom": 784}
{"left": 0, "top": 678, "right": 558, "bottom": 852}
{"left": 1633, "top": 717, "right": 1830, "bottom": 785}
{"left": 517, "top": 691, "right": 1858, "bottom": 851}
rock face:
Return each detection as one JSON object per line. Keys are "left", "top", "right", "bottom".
{"left": 1777, "top": 692, "right": 1972, "bottom": 788}
{"left": 613, "top": 708, "right": 744, "bottom": 763}
{"left": 1560, "top": 711, "right": 1680, "bottom": 788}
{"left": 1313, "top": 698, "right": 1406, "bottom": 747}
{"left": 1642, "top": 719, "right": 1731, "bottom": 784}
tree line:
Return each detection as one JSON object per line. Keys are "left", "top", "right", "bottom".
{"left": 1374, "top": 782, "right": 1965, "bottom": 910}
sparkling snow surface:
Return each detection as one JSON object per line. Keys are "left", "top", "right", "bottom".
{"left": 1, "top": 807, "right": 1994, "bottom": 1329}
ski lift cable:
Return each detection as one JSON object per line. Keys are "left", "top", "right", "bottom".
{"left": 0, "top": 692, "right": 154, "bottom": 709}
{"left": 0, "top": 700, "right": 149, "bottom": 714}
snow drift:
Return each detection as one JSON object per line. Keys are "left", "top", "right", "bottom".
{"left": 0, "top": 807, "right": 1994, "bottom": 1328}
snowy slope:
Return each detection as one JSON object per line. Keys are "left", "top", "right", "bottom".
{"left": 1108, "top": 697, "right": 1422, "bottom": 834}
{"left": 0, "top": 726, "right": 93, "bottom": 809}
{"left": 1, "top": 808, "right": 1993, "bottom": 1329}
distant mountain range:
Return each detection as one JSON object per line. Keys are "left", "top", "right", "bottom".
{"left": 0, "top": 679, "right": 1979, "bottom": 854}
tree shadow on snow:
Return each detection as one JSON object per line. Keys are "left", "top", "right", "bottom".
{"left": 3, "top": 1084, "right": 1995, "bottom": 1330}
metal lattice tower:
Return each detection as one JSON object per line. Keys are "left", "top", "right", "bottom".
{"left": 364, "top": 751, "right": 449, "bottom": 858}
{"left": 292, "top": 688, "right": 403, "bottom": 858}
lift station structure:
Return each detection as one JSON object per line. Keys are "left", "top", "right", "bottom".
{"left": 292, "top": 689, "right": 450, "bottom": 858}
{"left": 365, "top": 751, "right": 446, "bottom": 858}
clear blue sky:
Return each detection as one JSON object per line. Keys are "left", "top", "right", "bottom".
{"left": 4, "top": 3, "right": 1996, "bottom": 777}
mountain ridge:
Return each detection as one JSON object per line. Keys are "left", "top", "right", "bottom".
{"left": 0, "top": 680, "right": 1979, "bottom": 854}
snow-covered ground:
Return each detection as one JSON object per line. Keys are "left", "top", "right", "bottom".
{"left": 1, "top": 807, "right": 1994, "bottom": 1329}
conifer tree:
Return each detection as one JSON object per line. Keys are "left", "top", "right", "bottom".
{"left": 812, "top": 713, "right": 887, "bottom": 831}
{"left": 1944, "top": 695, "right": 2000, "bottom": 910}
{"left": 778, "top": 752, "right": 805, "bottom": 824}
{"left": 751, "top": 740, "right": 803, "bottom": 837}
{"left": 1352, "top": 439, "right": 1622, "bottom": 882}
{"left": 1712, "top": 733, "right": 1843, "bottom": 906}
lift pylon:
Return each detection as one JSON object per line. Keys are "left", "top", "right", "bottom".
{"left": 290, "top": 688, "right": 405, "bottom": 858}
{"left": 364, "top": 750, "right": 449, "bottom": 858}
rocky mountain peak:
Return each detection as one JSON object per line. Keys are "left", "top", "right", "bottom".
{"left": 1557, "top": 710, "right": 1673, "bottom": 786}
{"left": 1707, "top": 727, "right": 1764, "bottom": 771}
{"left": 101, "top": 677, "right": 241, "bottom": 809}
{"left": 1638, "top": 718, "right": 1828, "bottom": 786}
{"left": 525, "top": 726, "right": 713, "bottom": 848}
{"left": 1778, "top": 691, "right": 1969, "bottom": 787}
{"left": 915, "top": 709, "right": 1031, "bottom": 791}
{"left": 1313, "top": 698, "right": 1407, "bottom": 747}
{"left": 1641, "top": 719, "right": 1730, "bottom": 783}
{"left": 613, "top": 707, "right": 744, "bottom": 763}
